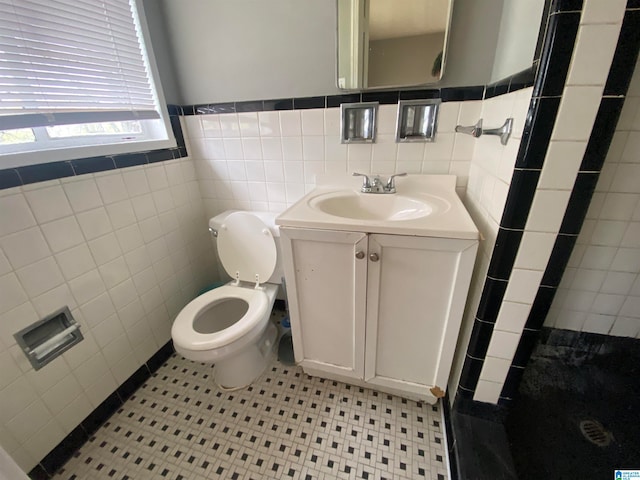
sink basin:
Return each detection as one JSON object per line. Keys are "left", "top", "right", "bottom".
{"left": 308, "top": 191, "right": 438, "bottom": 221}
{"left": 277, "top": 174, "right": 478, "bottom": 239}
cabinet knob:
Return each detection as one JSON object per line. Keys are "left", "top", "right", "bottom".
{"left": 369, "top": 253, "right": 379, "bottom": 262}
{"left": 355, "top": 250, "right": 365, "bottom": 259}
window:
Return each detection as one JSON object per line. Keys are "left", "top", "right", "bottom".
{"left": 0, "top": 0, "right": 174, "bottom": 168}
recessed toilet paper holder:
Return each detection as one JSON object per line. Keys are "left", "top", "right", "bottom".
{"left": 455, "top": 118, "right": 513, "bottom": 145}
{"left": 14, "top": 306, "right": 83, "bottom": 370}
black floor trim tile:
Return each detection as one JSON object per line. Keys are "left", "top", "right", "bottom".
{"left": 117, "top": 365, "right": 151, "bottom": 401}
{"left": 81, "top": 392, "right": 122, "bottom": 435}
{"left": 40, "top": 426, "right": 88, "bottom": 475}
{"left": 147, "top": 341, "right": 175, "bottom": 373}
{"left": 27, "top": 465, "right": 49, "bottom": 480}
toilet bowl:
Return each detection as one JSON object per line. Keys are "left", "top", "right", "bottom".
{"left": 171, "top": 211, "right": 282, "bottom": 389}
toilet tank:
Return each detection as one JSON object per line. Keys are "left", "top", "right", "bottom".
{"left": 209, "top": 210, "right": 284, "bottom": 285}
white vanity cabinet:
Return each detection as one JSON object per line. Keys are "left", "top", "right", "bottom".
{"left": 280, "top": 226, "right": 478, "bottom": 404}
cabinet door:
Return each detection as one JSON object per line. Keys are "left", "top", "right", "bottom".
{"left": 280, "top": 227, "right": 368, "bottom": 379}
{"left": 364, "top": 234, "right": 478, "bottom": 401}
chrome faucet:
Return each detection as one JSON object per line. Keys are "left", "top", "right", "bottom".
{"left": 352, "top": 172, "right": 407, "bottom": 194}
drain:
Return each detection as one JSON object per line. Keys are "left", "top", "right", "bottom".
{"left": 579, "top": 420, "right": 613, "bottom": 447}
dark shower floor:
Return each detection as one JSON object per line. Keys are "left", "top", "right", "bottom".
{"left": 506, "top": 329, "right": 640, "bottom": 480}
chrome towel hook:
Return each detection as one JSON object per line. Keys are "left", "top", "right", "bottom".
{"left": 455, "top": 118, "right": 513, "bottom": 145}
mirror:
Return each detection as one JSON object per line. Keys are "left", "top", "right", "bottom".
{"left": 337, "top": 0, "right": 453, "bottom": 90}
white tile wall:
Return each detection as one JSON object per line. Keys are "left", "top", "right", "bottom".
{"left": 0, "top": 156, "right": 215, "bottom": 472}
{"left": 446, "top": 88, "right": 533, "bottom": 401}
{"left": 183, "top": 101, "right": 488, "bottom": 219}
{"left": 546, "top": 55, "right": 640, "bottom": 339}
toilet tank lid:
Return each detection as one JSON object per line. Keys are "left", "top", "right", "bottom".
{"left": 209, "top": 210, "right": 280, "bottom": 237}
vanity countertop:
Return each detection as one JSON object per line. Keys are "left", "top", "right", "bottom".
{"left": 276, "top": 174, "right": 479, "bottom": 239}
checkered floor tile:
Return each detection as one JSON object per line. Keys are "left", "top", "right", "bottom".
{"left": 54, "top": 335, "right": 449, "bottom": 480}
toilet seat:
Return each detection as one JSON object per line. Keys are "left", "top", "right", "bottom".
{"left": 172, "top": 284, "right": 269, "bottom": 351}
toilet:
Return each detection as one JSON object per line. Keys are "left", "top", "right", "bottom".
{"left": 171, "top": 211, "right": 282, "bottom": 390}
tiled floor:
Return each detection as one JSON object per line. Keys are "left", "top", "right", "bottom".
{"left": 54, "top": 336, "right": 449, "bottom": 480}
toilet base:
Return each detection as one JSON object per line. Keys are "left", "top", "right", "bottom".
{"left": 214, "top": 321, "right": 278, "bottom": 390}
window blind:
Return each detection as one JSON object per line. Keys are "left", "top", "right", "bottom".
{"left": 0, "top": 0, "right": 160, "bottom": 130}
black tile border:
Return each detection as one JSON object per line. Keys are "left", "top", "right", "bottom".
{"left": 525, "top": 285, "right": 557, "bottom": 330}
{"left": 499, "top": 365, "right": 526, "bottom": 399}
{"left": 510, "top": 329, "right": 541, "bottom": 367}
{"left": 457, "top": 353, "right": 485, "bottom": 391}
{"left": 487, "top": 228, "right": 524, "bottom": 280}
{"left": 515, "top": 97, "right": 561, "bottom": 169}
{"left": 559, "top": 172, "right": 600, "bottom": 234}
{"left": 456, "top": 0, "right": 582, "bottom": 402}
{"left": 178, "top": 79, "right": 533, "bottom": 117}
{"left": 475, "top": 277, "right": 508, "bottom": 323}
{"left": 549, "top": 0, "right": 583, "bottom": 13}
{"left": 581, "top": 97, "right": 625, "bottom": 171}
{"left": 1, "top": 72, "right": 538, "bottom": 192}
{"left": 327, "top": 93, "right": 362, "bottom": 107}
{"left": 28, "top": 341, "right": 175, "bottom": 479}
{"left": 1, "top": 106, "right": 187, "bottom": 191}
{"left": 465, "top": 321, "right": 496, "bottom": 361}
{"left": 499, "top": 169, "right": 541, "bottom": 230}
{"left": 489, "top": 1, "right": 640, "bottom": 408}
{"left": 0, "top": 168, "right": 21, "bottom": 189}
{"left": 604, "top": 9, "right": 640, "bottom": 95}
{"left": 540, "top": 234, "right": 577, "bottom": 286}
{"left": 532, "top": 10, "right": 581, "bottom": 97}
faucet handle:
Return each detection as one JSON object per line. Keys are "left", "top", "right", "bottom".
{"left": 386, "top": 172, "right": 407, "bottom": 192}
{"left": 352, "top": 172, "right": 371, "bottom": 189}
